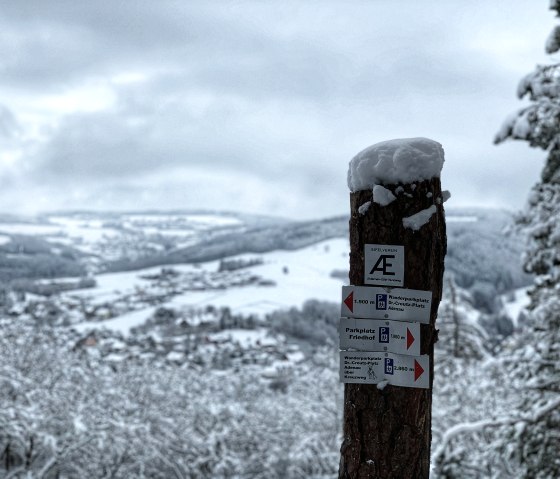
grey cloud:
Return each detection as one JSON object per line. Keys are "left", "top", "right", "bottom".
{"left": 0, "top": 23, "right": 82, "bottom": 88}
{"left": 0, "top": 105, "right": 20, "bottom": 139}
{"left": 0, "top": 1, "right": 194, "bottom": 47}
{"left": 0, "top": 2, "right": 203, "bottom": 89}
{"left": 0, "top": 1, "right": 475, "bottom": 100}
{"left": 33, "top": 97, "right": 308, "bottom": 181}
{"left": 35, "top": 112, "right": 154, "bottom": 179}
{"left": 0, "top": 1, "right": 551, "bottom": 218}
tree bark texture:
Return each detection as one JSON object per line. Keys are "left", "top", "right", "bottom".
{"left": 339, "top": 178, "right": 447, "bottom": 479}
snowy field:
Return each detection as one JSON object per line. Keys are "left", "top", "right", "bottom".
{"left": 72, "top": 238, "right": 349, "bottom": 334}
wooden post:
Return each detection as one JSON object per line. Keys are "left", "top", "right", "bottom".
{"left": 339, "top": 174, "right": 447, "bottom": 477}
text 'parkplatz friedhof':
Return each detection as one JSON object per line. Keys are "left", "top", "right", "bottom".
{"left": 339, "top": 243, "right": 432, "bottom": 389}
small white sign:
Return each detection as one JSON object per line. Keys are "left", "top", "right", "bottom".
{"left": 364, "top": 244, "right": 404, "bottom": 286}
{"left": 340, "top": 351, "right": 429, "bottom": 389}
{"left": 341, "top": 285, "right": 432, "bottom": 323}
{"left": 339, "top": 318, "right": 420, "bottom": 356}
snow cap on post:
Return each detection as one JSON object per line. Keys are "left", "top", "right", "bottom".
{"left": 347, "top": 137, "right": 444, "bottom": 192}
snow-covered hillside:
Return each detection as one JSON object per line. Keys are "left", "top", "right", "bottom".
{"left": 0, "top": 208, "right": 530, "bottom": 335}
{"left": 0, "top": 208, "right": 541, "bottom": 478}
{"left": 71, "top": 238, "right": 348, "bottom": 334}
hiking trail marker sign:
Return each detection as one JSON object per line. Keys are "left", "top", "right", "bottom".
{"left": 339, "top": 317, "right": 420, "bottom": 356}
{"left": 340, "top": 139, "right": 447, "bottom": 478}
{"left": 341, "top": 285, "right": 432, "bottom": 323}
{"left": 340, "top": 351, "right": 429, "bottom": 389}
{"left": 364, "top": 244, "right": 404, "bottom": 286}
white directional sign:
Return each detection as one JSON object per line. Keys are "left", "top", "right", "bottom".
{"left": 364, "top": 244, "right": 404, "bottom": 286}
{"left": 339, "top": 317, "right": 420, "bottom": 356}
{"left": 341, "top": 285, "right": 432, "bottom": 323}
{"left": 340, "top": 351, "right": 429, "bottom": 389}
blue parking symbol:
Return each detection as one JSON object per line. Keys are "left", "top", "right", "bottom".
{"left": 376, "top": 294, "right": 388, "bottom": 310}
{"left": 379, "top": 327, "right": 389, "bottom": 343}
{"left": 384, "top": 358, "right": 394, "bottom": 375}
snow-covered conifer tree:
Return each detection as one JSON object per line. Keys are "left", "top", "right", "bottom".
{"left": 436, "top": 277, "right": 490, "bottom": 362}
{"left": 435, "top": 4, "right": 560, "bottom": 477}
{"left": 492, "top": 2, "right": 560, "bottom": 476}
{"left": 495, "top": 1, "right": 560, "bottom": 286}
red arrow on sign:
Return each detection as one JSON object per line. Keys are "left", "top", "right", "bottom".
{"left": 343, "top": 291, "right": 354, "bottom": 313}
{"left": 414, "top": 360, "right": 424, "bottom": 381}
{"left": 407, "top": 328, "right": 415, "bottom": 350}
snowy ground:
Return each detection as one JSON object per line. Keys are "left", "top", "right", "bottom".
{"left": 501, "top": 286, "right": 531, "bottom": 327}
{"left": 72, "top": 238, "right": 349, "bottom": 334}
{"left": 73, "top": 307, "right": 160, "bottom": 335}
{"left": 169, "top": 240, "right": 348, "bottom": 313}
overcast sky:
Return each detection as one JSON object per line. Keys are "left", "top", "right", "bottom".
{"left": 0, "top": 1, "right": 555, "bottom": 219}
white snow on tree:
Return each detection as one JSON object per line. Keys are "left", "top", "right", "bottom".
{"left": 436, "top": 277, "right": 490, "bottom": 362}
{"left": 495, "top": 0, "right": 560, "bottom": 162}
{"left": 494, "top": 64, "right": 560, "bottom": 152}
{"left": 549, "top": 1, "right": 560, "bottom": 53}
{"left": 498, "top": 0, "right": 560, "bottom": 284}
{"left": 546, "top": 24, "right": 560, "bottom": 53}
{"left": 495, "top": 0, "right": 560, "bottom": 287}
{"left": 518, "top": 182, "right": 560, "bottom": 282}
{"left": 434, "top": 3, "right": 560, "bottom": 477}
{"left": 500, "top": 289, "right": 560, "bottom": 478}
